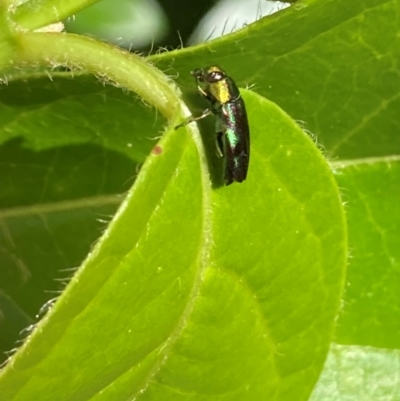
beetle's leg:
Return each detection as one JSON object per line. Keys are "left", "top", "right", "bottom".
{"left": 175, "top": 108, "right": 212, "bottom": 130}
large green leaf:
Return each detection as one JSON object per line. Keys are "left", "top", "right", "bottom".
{"left": 0, "top": 89, "right": 346, "bottom": 400}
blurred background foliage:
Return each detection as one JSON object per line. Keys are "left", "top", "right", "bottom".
{"left": 64, "top": 0, "right": 290, "bottom": 50}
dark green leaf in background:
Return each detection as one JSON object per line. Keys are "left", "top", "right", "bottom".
{"left": 334, "top": 159, "right": 400, "bottom": 349}
{"left": 0, "top": 75, "right": 153, "bottom": 358}
{"left": 154, "top": 0, "right": 400, "bottom": 160}
{"left": 310, "top": 157, "right": 400, "bottom": 399}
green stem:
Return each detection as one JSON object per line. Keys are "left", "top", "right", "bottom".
{"left": 5, "top": 32, "right": 181, "bottom": 120}
{"left": 12, "top": 0, "right": 99, "bottom": 30}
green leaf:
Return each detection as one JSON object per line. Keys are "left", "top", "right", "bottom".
{"left": 0, "top": 90, "right": 346, "bottom": 400}
{"left": 0, "top": 74, "right": 159, "bottom": 160}
{"left": 309, "top": 157, "right": 400, "bottom": 400}
{"left": 153, "top": 0, "right": 400, "bottom": 159}
{"left": 334, "top": 158, "right": 400, "bottom": 349}
{"left": 0, "top": 75, "right": 153, "bottom": 356}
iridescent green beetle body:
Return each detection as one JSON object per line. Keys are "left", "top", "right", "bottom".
{"left": 177, "top": 66, "right": 250, "bottom": 185}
